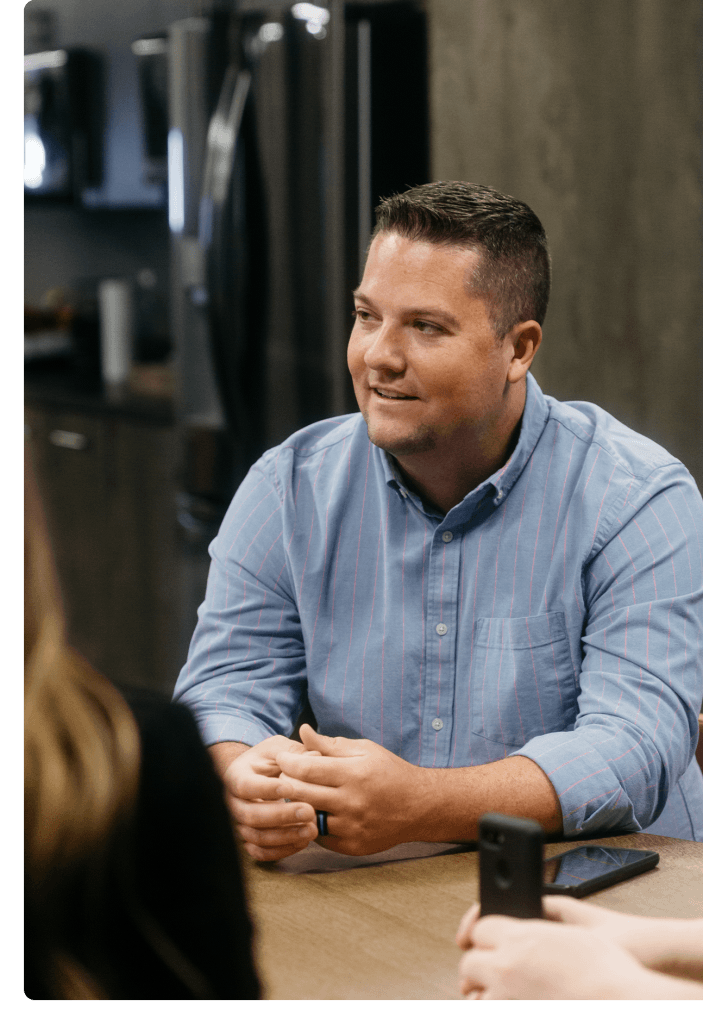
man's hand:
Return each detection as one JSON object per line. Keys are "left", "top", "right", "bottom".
{"left": 218, "top": 735, "right": 319, "bottom": 861}
{"left": 275, "top": 724, "right": 562, "bottom": 855}
{"left": 274, "top": 724, "right": 425, "bottom": 855}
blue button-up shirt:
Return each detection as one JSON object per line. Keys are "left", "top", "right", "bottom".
{"left": 174, "top": 373, "right": 703, "bottom": 840}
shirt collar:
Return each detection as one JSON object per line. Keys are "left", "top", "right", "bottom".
{"left": 380, "top": 372, "right": 550, "bottom": 513}
{"left": 483, "top": 371, "right": 550, "bottom": 503}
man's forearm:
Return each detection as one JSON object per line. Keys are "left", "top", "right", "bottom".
{"left": 409, "top": 754, "right": 563, "bottom": 842}
{"left": 208, "top": 740, "right": 251, "bottom": 780}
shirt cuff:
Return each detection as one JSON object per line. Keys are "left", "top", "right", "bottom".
{"left": 510, "top": 732, "right": 644, "bottom": 836}
{"left": 187, "top": 708, "right": 278, "bottom": 749}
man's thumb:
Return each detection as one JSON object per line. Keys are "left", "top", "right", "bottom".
{"left": 299, "top": 723, "right": 356, "bottom": 756}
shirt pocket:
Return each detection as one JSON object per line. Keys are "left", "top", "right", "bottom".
{"left": 470, "top": 611, "right": 578, "bottom": 748}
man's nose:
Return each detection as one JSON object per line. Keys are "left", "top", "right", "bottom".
{"left": 363, "top": 323, "right": 406, "bottom": 373}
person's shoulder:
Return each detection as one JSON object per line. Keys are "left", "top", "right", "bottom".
{"left": 255, "top": 413, "right": 365, "bottom": 475}
{"left": 544, "top": 393, "right": 685, "bottom": 482}
{"left": 268, "top": 413, "right": 362, "bottom": 458}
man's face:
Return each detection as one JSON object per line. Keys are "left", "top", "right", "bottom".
{"left": 347, "top": 231, "right": 516, "bottom": 460}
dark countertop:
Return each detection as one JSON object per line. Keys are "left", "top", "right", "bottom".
{"left": 24, "top": 360, "right": 175, "bottom": 426}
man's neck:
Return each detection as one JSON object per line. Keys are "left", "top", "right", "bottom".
{"left": 392, "top": 392, "right": 526, "bottom": 515}
{"left": 393, "top": 427, "right": 519, "bottom": 514}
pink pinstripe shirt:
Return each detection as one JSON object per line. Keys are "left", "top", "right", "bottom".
{"left": 175, "top": 374, "right": 703, "bottom": 840}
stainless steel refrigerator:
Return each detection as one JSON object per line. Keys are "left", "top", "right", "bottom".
{"left": 166, "top": 0, "right": 428, "bottom": 651}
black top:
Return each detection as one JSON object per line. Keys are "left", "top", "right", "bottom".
{"left": 26, "top": 688, "right": 261, "bottom": 999}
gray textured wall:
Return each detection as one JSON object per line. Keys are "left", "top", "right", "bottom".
{"left": 429, "top": 0, "right": 702, "bottom": 486}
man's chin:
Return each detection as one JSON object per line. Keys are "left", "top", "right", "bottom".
{"left": 366, "top": 424, "right": 437, "bottom": 457}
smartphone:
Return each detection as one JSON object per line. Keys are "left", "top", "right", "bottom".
{"left": 542, "top": 845, "right": 659, "bottom": 897}
{"left": 479, "top": 813, "right": 544, "bottom": 919}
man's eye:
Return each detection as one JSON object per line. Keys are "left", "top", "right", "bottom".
{"left": 353, "top": 309, "right": 371, "bottom": 322}
{"left": 415, "top": 320, "right": 440, "bottom": 334}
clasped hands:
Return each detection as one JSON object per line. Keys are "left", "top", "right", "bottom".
{"left": 224, "top": 724, "right": 422, "bottom": 861}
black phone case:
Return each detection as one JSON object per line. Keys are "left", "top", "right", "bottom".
{"left": 479, "top": 813, "right": 544, "bottom": 919}
{"left": 542, "top": 846, "right": 659, "bottom": 897}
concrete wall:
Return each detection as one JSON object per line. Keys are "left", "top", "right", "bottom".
{"left": 428, "top": 0, "right": 702, "bottom": 487}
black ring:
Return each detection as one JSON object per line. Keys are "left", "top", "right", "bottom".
{"left": 316, "top": 810, "right": 329, "bottom": 836}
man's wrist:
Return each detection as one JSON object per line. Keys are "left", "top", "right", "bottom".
{"left": 208, "top": 739, "right": 251, "bottom": 780}
{"left": 404, "top": 764, "right": 477, "bottom": 843}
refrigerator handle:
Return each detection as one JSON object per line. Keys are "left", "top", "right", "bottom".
{"left": 198, "top": 67, "right": 252, "bottom": 459}
{"left": 199, "top": 66, "right": 250, "bottom": 251}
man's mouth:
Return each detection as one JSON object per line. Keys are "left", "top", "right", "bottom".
{"left": 373, "top": 388, "right": 416, "bottom": 400}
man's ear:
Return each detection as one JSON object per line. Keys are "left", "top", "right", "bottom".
{"left": 506, "top": 321, "right": 542, "bottom": 383}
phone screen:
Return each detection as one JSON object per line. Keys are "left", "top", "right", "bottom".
{"left": 543, "top": 846, "right": 655, "bottom": 890}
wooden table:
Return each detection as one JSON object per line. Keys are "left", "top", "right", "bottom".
{"left": 244, "top": 833, "right": 703, "bottom": 1000}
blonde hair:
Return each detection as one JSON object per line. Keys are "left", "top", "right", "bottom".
{"left": 24, "top": 454, "right": 141, "bottom": 998}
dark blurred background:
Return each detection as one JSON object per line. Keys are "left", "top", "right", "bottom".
{"left": 24, "top": 0, "right": 702, "bottom": 696}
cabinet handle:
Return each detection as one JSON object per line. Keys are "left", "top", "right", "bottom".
{"left": 48, "top": 429, "right": 89, "bottom": 451}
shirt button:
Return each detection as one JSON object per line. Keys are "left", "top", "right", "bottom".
{"left": 400, "top": 489, "right": 407, "bottom": 498}
{"left": 442, "top": 530, "right": 453, "bottom": 543}
{"left": 436, "top": 622, "right": 448, "bottom": 635}
{"left": 432, "top": 718, "right": 444, "bottom": 731}
{"left": 494, "top": 488, "right": 504, "bottom": 505}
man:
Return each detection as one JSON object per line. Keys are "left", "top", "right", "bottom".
{"left": 174, "top": 182, "right": 703, "bottom": 862}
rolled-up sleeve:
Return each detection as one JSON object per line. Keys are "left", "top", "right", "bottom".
{"left": 174, "top": 465, "right": 308, "bottom": 747}
{"left": 514, "top": 463, "right": 703, "bottom": 836}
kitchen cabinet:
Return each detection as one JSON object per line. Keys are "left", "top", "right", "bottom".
{"left": 25, "top": 391, "right": 182, "bottom": 695}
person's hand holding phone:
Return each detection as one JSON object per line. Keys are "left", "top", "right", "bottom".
{"left": 456, "top": 896, "right": 673, "bottom": 954}
{"left": 539, "top": 897, "right": 703, "bottom": 982}
{"left": 455, "top": 910, "right": 669, "bottom": 999}
{"left": 457, "top": 899, "right": 703, "bottom": 998}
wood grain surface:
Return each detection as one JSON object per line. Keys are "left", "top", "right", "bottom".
{"left": 244, "top": 833, "right": 703, "bottom": 1000}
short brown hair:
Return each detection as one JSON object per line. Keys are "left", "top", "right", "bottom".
{"left": 372, "top": 181, "right": 551, "bottom": 339}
